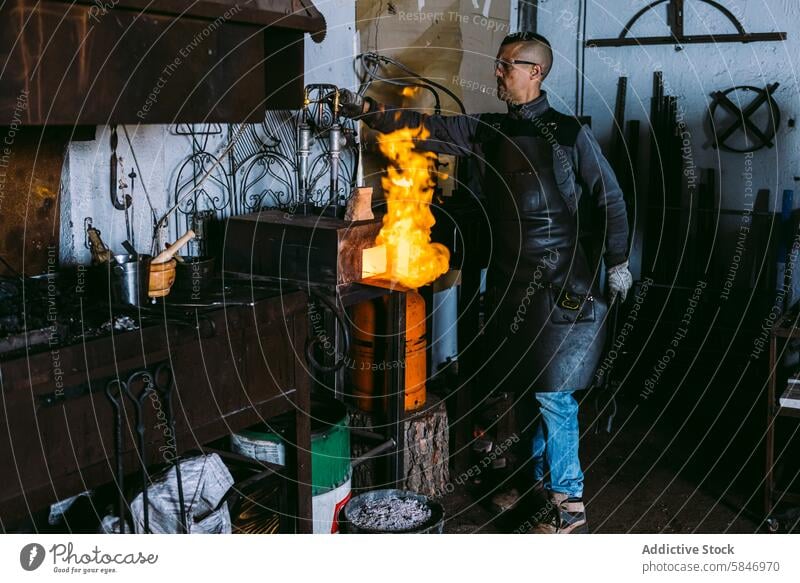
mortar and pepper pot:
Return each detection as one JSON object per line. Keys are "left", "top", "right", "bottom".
{"left": 146, "top": 229, "right": 197, "bottom": 298}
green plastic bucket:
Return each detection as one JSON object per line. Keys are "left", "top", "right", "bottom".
{"left": 232, "top": 398, "right": 351, "bottom": 496}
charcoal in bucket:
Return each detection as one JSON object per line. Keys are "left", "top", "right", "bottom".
{"left": 342, "top": 489, "right": 445, "bottom": 534}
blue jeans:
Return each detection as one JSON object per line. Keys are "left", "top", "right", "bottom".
{"left": 531, "top": 391, "right": 584, "bottom": 498}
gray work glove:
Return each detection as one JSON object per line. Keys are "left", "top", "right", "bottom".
{"left": 336, "top": 88, "right": 366, "bottom": 118}
{"left": 607, "top": 260, "right": 633, "bottom": 304}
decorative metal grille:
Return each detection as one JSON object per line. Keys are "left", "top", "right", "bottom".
{"left": 169, "top": 110, "right": 359, "bottom": 246}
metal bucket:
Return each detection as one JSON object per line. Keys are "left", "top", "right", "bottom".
{"left": 111, "top": 254, "right": 151, "bottom": 306}
{"left": 341, "top": 489, "right": 445, "bottom": 534}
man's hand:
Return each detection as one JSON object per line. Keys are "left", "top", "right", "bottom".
{"left": 607, "top": 260, "right": 633, "bottom": 304}
{"left": 336, "top": 88, "right": 366, "bottom": 118}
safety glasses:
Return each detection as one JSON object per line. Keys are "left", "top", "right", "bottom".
{"left": 494, "top": 58, "right": 538, "bottom": 73}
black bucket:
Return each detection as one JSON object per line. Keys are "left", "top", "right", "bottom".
{"left": 172, "top": 256, "right": 216, "bottom": 296}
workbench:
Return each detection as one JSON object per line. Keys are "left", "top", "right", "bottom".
{"left": 0, "top": 285, "right": 313, "bottom": 533}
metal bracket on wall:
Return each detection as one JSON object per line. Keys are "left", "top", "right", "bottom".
{"left": 517, "top": 0, "right": 538, "bottom": 33}
{"left": 586, "top": 0, "right": 787, "bottom": 48}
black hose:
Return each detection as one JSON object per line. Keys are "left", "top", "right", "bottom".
{"left": 304, "top": 289, "right": 351, "bottom": 374}
{"left": 356, "top": 52, "right": 467, "bottom": 114}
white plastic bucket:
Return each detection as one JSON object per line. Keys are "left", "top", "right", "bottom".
{"left": 312, "top": 477, "right": 352, "bottom": 534}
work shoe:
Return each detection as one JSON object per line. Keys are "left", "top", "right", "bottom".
{"left": 527, "top": 491, "right": 588, "bottom": 534}
{"left": 489, "top": 480, "right": 545, "bottom": 513}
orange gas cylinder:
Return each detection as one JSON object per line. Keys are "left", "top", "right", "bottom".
{"left": 403, "top": 291, "right": 427, "bottom": 412}
{"left": 350, "top": 298, "right": 382, "bottom": 412}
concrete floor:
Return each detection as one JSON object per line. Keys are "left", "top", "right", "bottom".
{"left": 440, "top": 397, "right": 768, "bottom": 534}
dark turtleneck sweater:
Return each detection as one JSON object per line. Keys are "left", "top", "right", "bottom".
{"left": 507, "top": 90, "right": 550, "bottom": 120}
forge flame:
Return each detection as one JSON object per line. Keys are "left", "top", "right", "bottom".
{"left": 375, "top": 126, "right": 450, "bottom": 288}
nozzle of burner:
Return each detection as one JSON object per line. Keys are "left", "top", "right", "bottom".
{"left": 328, "top": 125, "right": 347, "bottom": 154}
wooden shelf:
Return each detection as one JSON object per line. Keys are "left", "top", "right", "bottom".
{"left": 765, "top": 319, "right": 800, "bottom": 517}
{"left": 776, "top": 406, "right": 800, "bottom": 419}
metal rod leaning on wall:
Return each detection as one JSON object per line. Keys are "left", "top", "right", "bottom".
{"left": 642, "top": 72, "right": 662, "bottom": 280}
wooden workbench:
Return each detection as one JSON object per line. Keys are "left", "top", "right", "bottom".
{"left": 0, "top": 288, "right": 312, "bottom": 533}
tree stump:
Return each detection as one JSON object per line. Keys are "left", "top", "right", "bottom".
{"left": 349, "top": 394, "right": 449, "bottom": 498}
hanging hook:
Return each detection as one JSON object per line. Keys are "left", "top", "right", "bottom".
{"left": 110, "top": 125, "right": 132, "bottom": 211}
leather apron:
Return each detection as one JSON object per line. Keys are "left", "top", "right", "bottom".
{"left": 484, "top": 119, "right": 607, "bottom": 392}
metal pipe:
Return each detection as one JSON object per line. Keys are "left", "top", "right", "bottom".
{"left": 350, "top": 428, "right": 388, "bottom": 442}
{"left": 297, "top": 121, "right": 312, "bottom": 214}
{"left": 328, "top": 124, "right": 343, "bottom": 210}
{"left": 350, "top": 438, "right": 397, "bottom": 468}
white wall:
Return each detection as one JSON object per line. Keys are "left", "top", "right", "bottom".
{"left": 59, "top": 0, "right": 358, "bottom": 265}
{"left": 61, "top": 125, "right": 179, "bottom": 264}
{"left": 538, "top": 0, "right": 798, "bottom": 277}
{"left": 541, "top": 0, "right": 798, "bottom": 202}
{"left": 304, "top": 0, "right": 358, "bottom": 89}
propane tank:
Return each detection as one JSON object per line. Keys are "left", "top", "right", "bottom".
{"left": 403, "top": 290, "right": 427, "bottom": 412}
{"left": 350, "top": 298, "right": 382, "bottom": 412}
{"left": 349, "top": 292, "right": 427, "bottom": 413}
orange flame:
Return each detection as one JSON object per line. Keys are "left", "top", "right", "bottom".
{"left": 375, "top": 127, "right": 450, "bottom": 288}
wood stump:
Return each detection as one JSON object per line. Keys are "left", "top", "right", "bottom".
{"left": 349, "top": 394, "right": 449, "bottom": 498}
